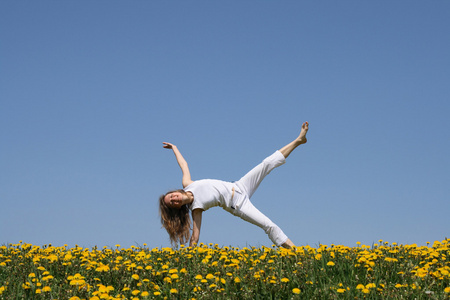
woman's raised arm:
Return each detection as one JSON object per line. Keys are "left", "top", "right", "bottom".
{"left": 163, "top": 142, "right": 194, "bottom": 188}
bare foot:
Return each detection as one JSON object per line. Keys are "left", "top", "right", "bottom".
{"left": 296, "top": 121, "right": 309, "bottom": 144}
{"left": 281, "top": 238, "right": 296, "bottom": 249}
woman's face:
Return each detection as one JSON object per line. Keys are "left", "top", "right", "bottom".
{"left": 164, "top": 192, "right": 184, "bottom": 209}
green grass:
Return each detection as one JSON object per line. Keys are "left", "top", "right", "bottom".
{"left": 1, "top": 239, "right": 449, "bottom": 299}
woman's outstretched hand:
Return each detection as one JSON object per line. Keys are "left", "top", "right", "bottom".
{"left": 163, "top": 142, "right": 176, "bottom": 149}
{"left": 163, "top": 142, "right": 192, "bottom": 187}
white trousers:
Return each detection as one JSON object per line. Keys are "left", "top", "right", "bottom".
{"left": 232, "top": 151, "right": 288, "bottom": 246}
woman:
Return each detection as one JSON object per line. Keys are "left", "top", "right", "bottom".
{"left": 159, "top": 122, "right": 309, "bottom": 249}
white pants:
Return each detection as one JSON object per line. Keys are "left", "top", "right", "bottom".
{"left": 231, "top": 151, "right": 288, "bottom": 246}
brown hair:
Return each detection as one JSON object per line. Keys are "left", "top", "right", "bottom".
{"left": 159, "top": 190, "right": 192, "bottom": 246}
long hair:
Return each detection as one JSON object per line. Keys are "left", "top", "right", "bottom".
{"left": 159, "top": 190, "right": 192, "bottom": 246}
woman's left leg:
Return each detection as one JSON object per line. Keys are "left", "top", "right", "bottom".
{"left": 235, "top": 150, "right": 286, "bottom": 199}
{"left": 236, "top": 121, "right": 309, "bottom": 198}
{"left": 234, "top": 121, "right": 309, "bottom": 248}
{"left": 279, "top": 121, "right": 308, "bottom": 159}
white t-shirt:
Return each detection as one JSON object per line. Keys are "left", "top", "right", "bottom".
{"left": 184, "top": 179, "right": 235, "bottom": 211}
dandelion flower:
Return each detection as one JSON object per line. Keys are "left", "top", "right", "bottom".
{"left": 292, "top": 288, "right": 301, "bottom": 294}
{"left": 132, "top": 274, "right": 139, "bottom": 280}
{"left": 327, "top": 261, "right": 335, "bottom": 266}
{"left": 337, "top": 289, "right": 346, "bottom": 293}
{"left": 22, "top": 282, "right": 31, "bottom": 290}
{"left": 281, "top": 278, "right": 290, "bottom": 283}
{"left": 170, "top": 288, "right": 178, "bottom": 294}
{"left": 366, "top": 283, "right": 376, "bottom": 289}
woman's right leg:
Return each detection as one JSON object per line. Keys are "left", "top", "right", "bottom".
{"left": 237, "top": 198, "right": 289, "bottom": 247}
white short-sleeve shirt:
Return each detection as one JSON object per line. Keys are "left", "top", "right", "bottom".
{"left": 184, "top": 179, "right": 235, "bottom": 211}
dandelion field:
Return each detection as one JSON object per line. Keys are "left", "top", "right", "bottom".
{"left": 1, "top": 239, "right": 449, "bottom": 299}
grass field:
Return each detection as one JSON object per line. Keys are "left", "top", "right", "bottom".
{"left": 1, "top": 239, "right": 449, "bottom": 299}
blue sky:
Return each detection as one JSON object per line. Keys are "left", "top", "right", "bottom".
{"left": 1, "top": 1, "right": 449, "bottom": 249}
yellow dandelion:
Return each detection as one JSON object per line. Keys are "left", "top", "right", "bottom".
{"left": 170, "top": 288, "right": 178, "bottom": 294}
{"left": 163, "top": 277, "right": 172, "bottom": 283}
{"left": 42, "top": 286, "right": 51, "bottom": 292}
{"left": 365, "top": 283, "right": 375, "bottom": 289}
{"left": 234, "top": 277, "right": 241, "bottom": 283}
{"left": 327, "top": 261, "right": 335, "bottom": 266}
{"left": 337, "top": 288, "right": 346, "bottom": 293}
{"left": 444, "top": 287, "right": 450, "bottom": 293}
{"left": 132, "top": 290, "right": 140, "bottom": 295}
{"left": 132, "top": 274, "right": 139, "bottom": 280}
{"left": 292, "top": 288, "right": 301, "bottom": 294}
{"left": 42, "top": 275, "right": 54, "bottom": 281}
{"left": 22, "top": 282, "right": 31, "bottom": 290}
{"left": 141, "top": 291, "right": 149, "bottom": 297}
{"left": 281, "top": 278, "right": 290, "bottom": 282}
{"left": 154, "top": 291, "right": 161, "bottom": 296}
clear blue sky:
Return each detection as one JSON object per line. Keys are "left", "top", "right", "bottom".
{"left": 1, "top": 1, "right": 449, "bottom": 249}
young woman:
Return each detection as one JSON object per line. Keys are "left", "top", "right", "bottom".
{"left": 159, "top": 122, "right": 309, "bottom": 249}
